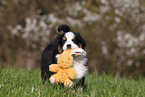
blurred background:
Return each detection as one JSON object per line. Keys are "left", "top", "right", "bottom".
{"left": 0, "top": 0, "right": 145, "bottom": 78}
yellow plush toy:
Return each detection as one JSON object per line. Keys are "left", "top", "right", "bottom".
{"left": 49, "top": 49, "right": 77, "bottom": 87}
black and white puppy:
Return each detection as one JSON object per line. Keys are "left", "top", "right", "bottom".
{"left": 41, "top": 24, "right": 88, "bottom": 90}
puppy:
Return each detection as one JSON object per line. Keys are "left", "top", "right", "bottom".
{"left": 41, "top": 24, "right": 88, "bottom": 90}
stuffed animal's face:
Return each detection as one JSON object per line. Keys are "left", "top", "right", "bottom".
{"left": 57, "top": 50, "right": 73, "bottom": 69}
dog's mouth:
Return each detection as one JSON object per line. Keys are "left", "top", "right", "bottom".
{"left": 66, "top": 47, "right": 71, "bottom": 50}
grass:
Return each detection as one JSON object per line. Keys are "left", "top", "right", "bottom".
{"left": 0, "top": 66, "right": 145, "bottom": 97}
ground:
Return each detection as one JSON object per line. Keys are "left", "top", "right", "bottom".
{"left": 0, "top": 66, "right": 145, "bottom": 97}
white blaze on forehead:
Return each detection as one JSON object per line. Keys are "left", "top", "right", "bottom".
{"left": 63, "top": 32, "right": 79, "bottom": 50}
{"left": 64, "top": 32, "right": 75, "bottom": 40}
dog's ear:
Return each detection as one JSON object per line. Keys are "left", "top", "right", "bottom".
{"left": 75, "top": 32, "right": 86, "bottom": 49}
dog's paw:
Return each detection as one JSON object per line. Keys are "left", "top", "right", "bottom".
{"left": 71, "top": 48, "right": 87, "bottom": 56}
{"left": 65, "top": 83, "right": 73, "bottom": 88}
{"left": 77, "top": 87, "right": 84, "bottom": 92}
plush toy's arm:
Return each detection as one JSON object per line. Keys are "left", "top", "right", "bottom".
{"left": 49, "top": 64, "right": 60, "bottom": 72}
{"left": 66, "top": 68, "right": 77, "bottom": 80}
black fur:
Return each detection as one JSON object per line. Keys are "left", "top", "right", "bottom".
{"left": 75, "top": 32, "right": 86, "bottom": 49}
{"left": 57, "top": 24, "right": 71, "bottom": 33}
{"left": 41, "top": 34, "right": 62, "bottom": 83}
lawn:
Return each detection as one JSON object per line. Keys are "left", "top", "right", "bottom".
{"left": 0, "top": 66, "right": 145, "bottom": 97}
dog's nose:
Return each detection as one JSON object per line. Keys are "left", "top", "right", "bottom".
{"left": 67, "top": 44, "right": 71, "bottom": 48}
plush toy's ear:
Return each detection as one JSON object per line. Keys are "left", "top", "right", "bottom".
{"left": 75, "top": 32, "right": 86, "bottom": 49}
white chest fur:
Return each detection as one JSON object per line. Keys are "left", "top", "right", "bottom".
{"left": 73, "top": 56, "right": 88, "bottom": 81}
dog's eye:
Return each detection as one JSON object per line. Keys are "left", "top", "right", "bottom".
{"left": 72, "top": 38, "right": 75, "bottom": 42}
{"left": 72, "top": 38, "right": 77, "bottom": 43}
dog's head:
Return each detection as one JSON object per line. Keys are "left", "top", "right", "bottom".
{"left": 57, "top": 24, "right": 86, "bottom": 51}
